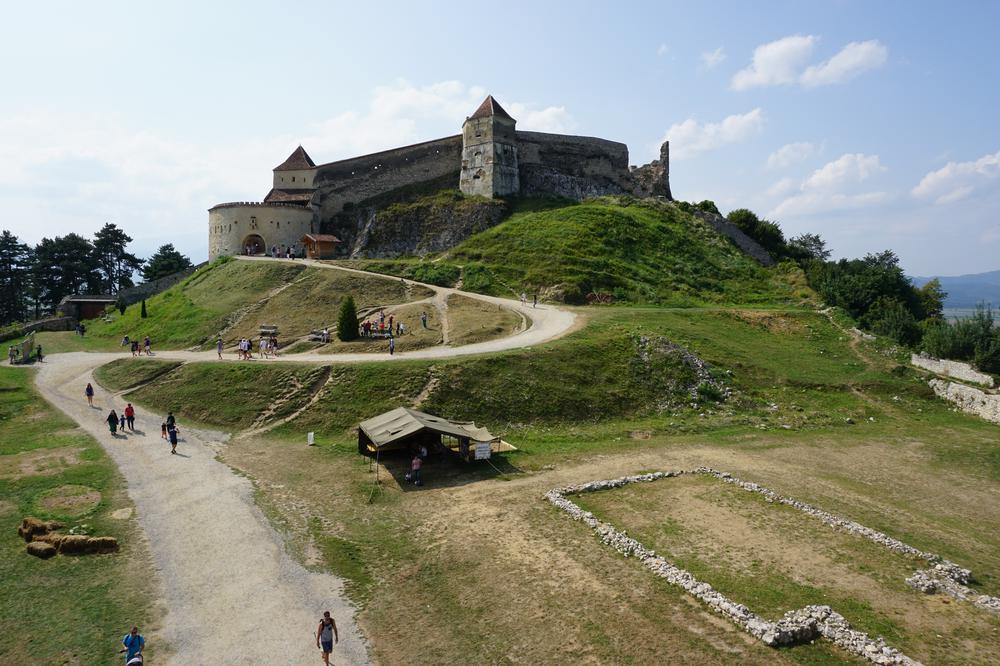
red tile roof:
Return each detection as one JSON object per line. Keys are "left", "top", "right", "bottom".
{"left": 263, "top": 188, "right": 314, "bottom": 204}
{"left": 274, "top": 146, "right": 316, "bottom": 171}
{"left": 468, "top": 95, "right": 514, "bottom": 121}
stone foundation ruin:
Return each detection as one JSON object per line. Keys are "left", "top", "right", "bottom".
{"left": 545, "top": 468, "right": 1000, "bottom": 665}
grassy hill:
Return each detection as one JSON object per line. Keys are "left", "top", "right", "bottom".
{"left": 352, "top": 196, "right": 812, "bottom": 306}
{"left": 26, "top": 258, "right": 433, "bottom": 352}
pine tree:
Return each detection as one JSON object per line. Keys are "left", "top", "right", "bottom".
{"left": 142, "top": 244, "right": 193, "bottom": 282}
{"left": 0, "top": 230, "right": 33, "bottom": 325}
{"left": 336, "top": 296, "right": 359, "bottom": 341}
{"left": 140, "top": 299, "right": 148, "bottom": 318}
{"left": 31, "top": 234, "right": 100, "bottom": 313}
{"left": 93, "top": 223, "right": 144, "bottom": 293}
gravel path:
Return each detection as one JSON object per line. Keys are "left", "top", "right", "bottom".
{"left": 35, "top": 354, "right": 370, "bottom": 666}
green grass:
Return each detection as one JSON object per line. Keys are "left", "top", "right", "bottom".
{"left": 342, "top": 196, "right": 814, "bottom": 305}
{"left": 95, "top": 358, "right": 183, "bottom": 391}
{"left": 0, "top": 367, "right": 156, "bottom": 664}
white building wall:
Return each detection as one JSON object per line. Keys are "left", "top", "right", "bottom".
{"left": 208, "top": 203, "right": 315, "bottom": 259}
{"left": 273, "top": 168, "right": 316, "bottom": 189}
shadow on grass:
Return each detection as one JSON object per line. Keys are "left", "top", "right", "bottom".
{"left": 373, "top": 451, "right": 523, "bottom": 491}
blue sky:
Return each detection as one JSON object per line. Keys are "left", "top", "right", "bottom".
{"left": 1, "top": 0, "right": 998, "bottom": 276}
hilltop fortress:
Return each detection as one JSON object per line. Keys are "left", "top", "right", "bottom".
{"left": 208, "top": 96, "right": 672, "bottom": 259}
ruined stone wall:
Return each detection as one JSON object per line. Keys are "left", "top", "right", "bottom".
{"left": 516, "top": 130, "right": 633, "bottom": 199}
{"left": 208, "top": 203, "right": 315, "bottom": 259}
{"left": 911, "top": 353, "right": 995, "bottom": 387}
{"left": 929, "top": 379, "right": 1000, "bottom": 424}
{"left": 312, "top": 135, "right": 463, "bottom": 223}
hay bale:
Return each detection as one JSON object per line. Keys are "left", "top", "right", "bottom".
{"left": 18, "top": 517, "right": 65, "bottom": 541}
{"left": 26, "top": 541, "right": 57, "bottom": 559}
{"left": 32, "top": 533, "right": 65, "bottom": 548}
{"left": 57, "top": 534, "right": 91, "bottom": 555}
{"left": 87, "top": 536, "right": 119, "bottom": 553}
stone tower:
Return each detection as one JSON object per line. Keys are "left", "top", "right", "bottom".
{"left": 459, "top": 96, "right": 519, "bottom": 198}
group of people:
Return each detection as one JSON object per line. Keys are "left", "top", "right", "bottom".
{"left": 519, "top": 292, "right": 539, "bottom": 308}
{"left": 244, "top": 242, "right": 302, "bottom": 259}
{"left": 6, "top": 344, "right": 42, "bottom": 364}
{"left": 120, "top": 335, "right": 153, "bottom": 356}
{"left": 88, "top": 382, "right": 180, "bottom": 454}
{"left": 359, "top": 310, "right": 407, "bottom": 338}
{"left": 118, "top": 612, "right": 339, "bottom": 664}
{"left": 233, "top": 335, "right": 279, "bottom": 360}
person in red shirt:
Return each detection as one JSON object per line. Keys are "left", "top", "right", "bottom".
{"left": 124, "top": 403, "right": 136, "bottom": 432}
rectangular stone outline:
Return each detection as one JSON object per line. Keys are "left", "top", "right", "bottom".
{"left": 545, "top": 469, "right": 998, "bottom": 664}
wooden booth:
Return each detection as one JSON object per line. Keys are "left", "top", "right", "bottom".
{"left": 357, "top": 407, "right": 514, "bottom": 462}
{"left": 301, "top": 233, "right": 341, "bottom": 259}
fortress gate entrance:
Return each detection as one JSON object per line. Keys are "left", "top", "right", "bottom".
{"left": 241, "top": 234, "right": 265, "bottom": 255}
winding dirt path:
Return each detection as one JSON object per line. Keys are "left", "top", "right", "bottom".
{"left": 26, "top": 259, "right": 578, "bottom": 664}
{"left": 34, "top": 354, "right": 369, "bottom": 665}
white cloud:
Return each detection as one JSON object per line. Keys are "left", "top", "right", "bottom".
{"left": 731, "top": 35, "right": 818, "bottom": 90}
{"left": 700, "top": 47, "right": 726, "bottom": 69}
{"left": 770, "top": 153, "right": 889, "bottom": 216}
{"left": 911, "top": 149, "right": 1000, "bottom": 205}
{"left": 732, "top": 35, "right": 887, "bottom": 90}
{"left": 801, "top": 40, "right": 889, "bottom": 87}
{"left": 0, "top": 80, "right": 573, "bottom": 260}
{"left": 663, "top": 108, "right": 764, "bottom": 160}
{"left": 766, "top": 142, "right": 817, "bottom": 169}
{"left": 766, "top": 177, "right": 797, "bottom": 197}
{"left": 802, "top": 153, "right": 885, "bottom": 190}
{"left": 657, "top": 43, "right": 669, "bottom": 57}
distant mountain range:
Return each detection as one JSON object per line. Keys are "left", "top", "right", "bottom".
{"left": 912, "top": 269, "right": 1000, "bottom": 309}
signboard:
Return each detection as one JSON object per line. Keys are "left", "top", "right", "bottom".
{"left": 474, "top": 442, "right": 491, "bottom": 460}
{"left": 307, "top": 432, "right": 315, "bottom": 446}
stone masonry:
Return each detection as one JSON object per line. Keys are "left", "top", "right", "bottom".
{"left": 546, "top": 468, "right": 1000, "bottom": 664}
{"left": 911, "top": 353, "right": 995, "bottom": 387}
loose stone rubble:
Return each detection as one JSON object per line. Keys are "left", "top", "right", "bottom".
{"left": 546, "top": 468, "right": 1000, "bottom": 664}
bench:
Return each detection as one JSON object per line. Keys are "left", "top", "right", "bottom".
{"left": 259, "top": 325, "right": 278, "bottom": 336}
{"left": 309, "top": 329, "right": 331, "bottom": 342}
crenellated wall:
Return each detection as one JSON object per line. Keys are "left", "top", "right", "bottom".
{"left": 208, "top": 202, "right": 315, "bottom": 259}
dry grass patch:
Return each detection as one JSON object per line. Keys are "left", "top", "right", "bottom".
{"left": 36, "top": 484, "right": 102, "bottom": 518}
{"left": 446, "top": 293, "right": 524, "bottom": 346}
{"left": 0, "top": 447, "right": 84, "bottom": 480}
{"left": 729, "top": 310, "right": 805, "bottom": 334}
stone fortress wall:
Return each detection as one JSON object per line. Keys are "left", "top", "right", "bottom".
{"left": 208, "top": 95, "right": 674, "bottom": 260}
{"left": 208, "top": 202, "right": 315, "bottom": 259}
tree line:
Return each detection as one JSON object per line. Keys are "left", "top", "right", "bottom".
{"left": 688, "top": 203, "right": 951, "bottom": 351}
{"left": 0, "top": 224, "right": 193, "bottom": 325}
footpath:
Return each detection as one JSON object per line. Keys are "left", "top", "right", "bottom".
{"left": 35, "top": 353, "right": 370, "bottom": 665}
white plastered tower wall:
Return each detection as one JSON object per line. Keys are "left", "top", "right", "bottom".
{"left": 208, "top": 203, "right": 315, "bottom": 260}
{"left": 273, "top": 168, "right": 316, "bottom": 189}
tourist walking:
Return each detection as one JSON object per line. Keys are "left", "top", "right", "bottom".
{"left": 107, "top": 410, "right": 120, "bottom": 435}
{"left": 410, "top": 453, "right": 422, "bottom": 486}
{"left": 7, "top": 347, "right": 15, "bottom": 364}
{"left": 520, "top": 292, "right": 527, "bottom": 306}
{"left": 315, "top": 611, "right": 338, "bottom": 666}
{"left": 420, "top": 311, "right": 428, "bottom": 329}
{"left": 533, "top": 293, "right": 538, "bottom": 308}
{"left": 85, "top": 383, "right": 95, "bottom": 407}
{"left": 143, "top": 336, "right": 151, "bottom": 355}
{"left": 119, "top": 626, "right": 145, "bottom": 664}
{"left": 35, "top": 345, "right": 43, "bottom": 363}
{"left": 124, "top": 403, "right": 136, "bottom": 431}
{"left": 167, "top": 422, "right": 179, "bottom": 454}
{"left": 217, "top": 337, "right": 224, "bottom": 359}
{"left": 131, "top": 339, "right": 140, "bottom": 357}
{"left": 388, "top": 336, "right": 395, "bottom": 355}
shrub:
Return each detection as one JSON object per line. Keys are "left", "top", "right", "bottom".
{"left": 696, "top": 382, "right": 724, "bottom": 402}
{"left": 410, "top": 263, "right": 460, "bottom": 287}
{"left": 860, "top": 296, "right": 921, "bottom": 346}
{"left": 337, "top": 296, "right": 359, "bottom": 342}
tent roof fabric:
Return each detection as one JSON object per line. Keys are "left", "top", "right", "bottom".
{"left": 359, "top": 407, "right": 496, "bottom": 448}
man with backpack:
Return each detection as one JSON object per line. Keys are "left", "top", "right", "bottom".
{"left": 119, "top": 626, "right": 145, "bottom": 664}
{"left": 315, "top": 611, "right": 338, "bottom": 666}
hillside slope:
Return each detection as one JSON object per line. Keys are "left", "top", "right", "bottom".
{"left": 354, "top": 196, "right": 811, "bottom": 306}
